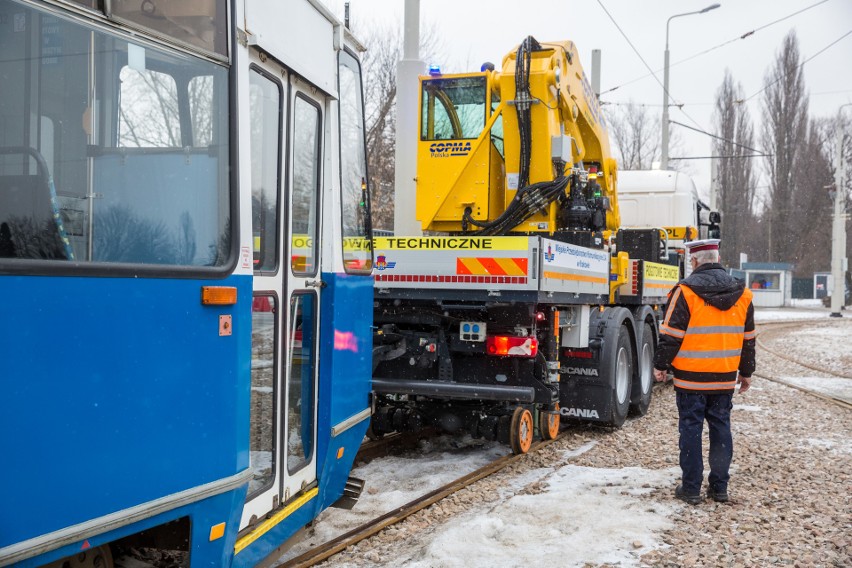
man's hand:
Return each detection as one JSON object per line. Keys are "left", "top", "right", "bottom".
{"left": 653, "top": 368, "right": 668, "bottom": 382}
{"left": 737, "top": 374, "right": 752, "bottom": 393}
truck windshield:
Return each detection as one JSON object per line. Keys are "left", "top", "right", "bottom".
{"left": 420, "top": 76, "right": 487, "bottom": 141}
{"left": 0, "top": 0, "right": 230, "bottom": 267}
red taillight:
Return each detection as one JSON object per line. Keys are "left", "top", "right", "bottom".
{"left": 486, "top": 335, "right": 538, "bottom": 358}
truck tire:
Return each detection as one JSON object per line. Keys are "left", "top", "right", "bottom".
{"left": 602, "top": 325, "right": 633, "bottom": 427}
{"left": 629, "top": 323, "right": 654, "bottom": 416}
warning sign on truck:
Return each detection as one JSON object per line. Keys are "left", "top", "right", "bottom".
{"left": 374, "top": 236, "right": 528, "bottom": 251}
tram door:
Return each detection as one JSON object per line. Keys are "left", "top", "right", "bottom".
{"left": 243, "top": 53, "right": 322, "bottom": 528}
{"left": 281, "top": 76, "right": 323, "bottom": 501}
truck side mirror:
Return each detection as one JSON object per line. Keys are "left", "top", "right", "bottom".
{"left": 709, "top": 211, "right": 721, "bottom": 224}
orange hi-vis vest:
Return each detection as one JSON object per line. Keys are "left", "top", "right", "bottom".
{"left": 663, "top": 285, "right": 755, "bottom": 392}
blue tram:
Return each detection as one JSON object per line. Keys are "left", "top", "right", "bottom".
{"left": 0, "top": 0, "right": 374, "bottom": 566}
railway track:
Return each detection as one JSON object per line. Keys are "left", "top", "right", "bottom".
{"left": 281, "top": 436, "right": 563, "bottom": 567}
{"left": 754, "top": 319, "right": 852, "bottom": 410}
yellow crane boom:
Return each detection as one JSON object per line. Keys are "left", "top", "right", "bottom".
{"left": 416, "top": 37, "right": 620, "bottom": 237}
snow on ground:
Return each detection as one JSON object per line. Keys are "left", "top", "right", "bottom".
{"left": 278, "top": 437, "right": 680, "bottom": 568}
{"left": 778, "top": 376, "right": 852, "bottom": 401}
{"left": 732, "top": 404, "right": 763, "bottom": 412}
{"left": 276, "top": 435, "right": 511, "bottom": 564}
{"left": 400, "top": 465, "right": 680, "bottom": 568}
{"left": 802, "top": 437, "right": 852, "bottom": 456}
{"left": 753, "top": 302, "right": 832, "bottom": 322}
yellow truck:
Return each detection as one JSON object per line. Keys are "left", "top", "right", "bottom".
{"left": 371, "top": 37, "right": 689, "bottom": 453}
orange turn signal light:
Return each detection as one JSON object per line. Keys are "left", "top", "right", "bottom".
{"left": 202, "top": 286, "right": 237, "bottom": 305}
{"left": 209, "top": 522, "right": 226, "bottom": 541}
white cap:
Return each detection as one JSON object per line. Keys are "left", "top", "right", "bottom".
{"left": 684, "top": 239, "right": 720, "bottom": 253}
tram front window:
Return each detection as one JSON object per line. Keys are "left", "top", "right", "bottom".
{"left": 338, "top": 50, "right": 372, "bottom": 273}
{"left": 0, "top": 0, "right": 230, "bottom": 268}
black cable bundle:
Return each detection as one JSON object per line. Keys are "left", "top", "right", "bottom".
{"left": 515, "top": 36, "right": 541, "bottom": 191}
{"left": 463, "top": 175, "right": 570, "bottom": 236}
{"left": 460, "top": 36, "right": 571, "bottom": 236}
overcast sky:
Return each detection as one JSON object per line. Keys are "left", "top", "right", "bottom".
{"left": 320, "top": 0, "right": 852, "bottom": 201}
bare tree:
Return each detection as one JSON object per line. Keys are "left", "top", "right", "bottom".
{"left": 604, "top": 101, "right": 685, "bottom": 171}
{"left": 787, "top": 119, "right": 834, "bottom": 276}
{"left": 761, "top": 30, "right": 809, "bottom": 264}
{"left": 353, "top": 21, "right": 442, "bottom": 231}
{"left": 358, "top": 24, "right": 399, "bottom": 231}
{"left": 712, "top": 70, "right": 758, "bottom": 263}
{"left": 606, "top": 102, "right": 660, "bottom": 170}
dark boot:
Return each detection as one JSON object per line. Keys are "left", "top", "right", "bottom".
{"left": 675, "top": 484, "right": 702, "bottom": 505}
{"left": 707, "top": 485, "right": 729, "bottom": 503}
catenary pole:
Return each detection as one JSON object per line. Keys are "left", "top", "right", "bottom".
{"left": 830, "top": 104, "right": 851, "bottom": 317}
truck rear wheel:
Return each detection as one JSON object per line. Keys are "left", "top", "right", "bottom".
{"left": 629, "top": 323, "right": 654, "bottom": 416}
{"left": 603, "top": 325, "right": 633, "bottom": 427}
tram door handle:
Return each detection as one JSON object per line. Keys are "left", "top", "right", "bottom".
{"left": 306, "top": 279, "right": 326, "bottom": 289}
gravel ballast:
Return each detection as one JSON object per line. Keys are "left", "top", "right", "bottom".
{"left": 313, "top": 319, "right": 851, "bottom": 567}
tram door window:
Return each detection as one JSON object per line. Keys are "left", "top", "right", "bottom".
{"left": 338, "top": 50, "right": 372, "bottom": 272}
{"left": 285, "top": 293, "right": 316, "bottom": 472}
{"left": 249, "top": 294, "right": 278, "bottom": 497}
{"left": 249, "top": 68, "right": 282, "bottom": 273}
{"left": 290, "top": 95, "right": 321, "bottom": 275}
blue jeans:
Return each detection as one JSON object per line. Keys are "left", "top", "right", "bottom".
{"left": 676, "top": 391, "right": 734, "bottom": 495}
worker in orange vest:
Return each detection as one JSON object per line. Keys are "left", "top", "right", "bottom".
{"left": 653, "top": 239, "right": 756, "bottom": 505}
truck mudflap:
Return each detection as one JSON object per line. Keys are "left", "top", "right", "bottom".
{"left": 558, "top": 306, "right": 637, "bottom": 427}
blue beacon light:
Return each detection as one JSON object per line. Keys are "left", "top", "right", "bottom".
{"left": 429, "top": 64, "right": 441, "bottom": 76}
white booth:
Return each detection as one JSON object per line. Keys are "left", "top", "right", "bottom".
{"left": 742, "top": 262, "right": 793, "bottom": 308}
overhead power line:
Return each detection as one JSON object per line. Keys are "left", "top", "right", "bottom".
{"left": 670, "top": 119, "right": 767, "bottom": 155}
{"left": 595, "top": 0, "right": 706, "bottom": 134}
{"left": 602, "top": 89, "right": 852, "bottom": 109}
{"left": 737, "top": 29, "right": 852, "bottom": 104}
{"left": 600, "top": 0, "right": 831, "bottom": 96}
{"left": 670, "top": 155, "right": 771, "bottom": 160}
{"left": 595, "top": 1, "right": 668, "bottom": 103}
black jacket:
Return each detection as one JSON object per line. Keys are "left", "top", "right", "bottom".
{"left": 653, "top": 263, "right": 756, "bottom": 381}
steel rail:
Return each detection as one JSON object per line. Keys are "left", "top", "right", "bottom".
{"left": 756, "top": 321, "right": 852, "bottom": 380}
{"left": 754, "top": 320, "right": 852, "bottom": 410}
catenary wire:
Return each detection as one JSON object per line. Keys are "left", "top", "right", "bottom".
{"left": 595, "top": 1, "right": 710, "bottom": 134}
{"left": 737, "top": 29, "right": 852, "bottom": 104}
{"left": 600, "top": 0, "right": 832, "bottom": 96}
{"left": 669, "top": 119, "right": 766, "bottom": 155}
